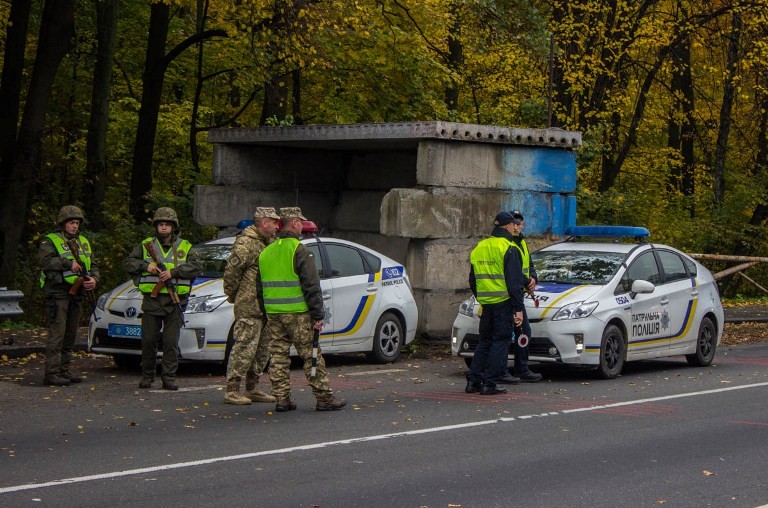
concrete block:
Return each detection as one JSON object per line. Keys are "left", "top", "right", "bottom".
{"left": 193, "top": 185, "right": 334, "bottom": 227}
{"left": 406, "top": 239, "right": 475, "bottom": 290}
{"left": 416, "top": 141, "right": 576, "bottom": 193}
{"left": 330, "top": 232, "right": 409, "bottom": 264}
{"left": 381, "top": 187, "right": 565, "bottom": 238}
{"left": 413, "top": 289, "right": 472, "bottom": 338}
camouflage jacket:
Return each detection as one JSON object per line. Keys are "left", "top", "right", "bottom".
{"left": 38, "top": 228, "right": 100, "bottom": 297}
{"left": 223, "top": 225, "right": 271, "bottom": 320}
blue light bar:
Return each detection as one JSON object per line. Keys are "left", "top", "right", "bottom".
{"left": 236, "top": 219, "right": 254, "bottom": 230}
{"left": 565, "top": 226, "right": 650, "bottom": 238}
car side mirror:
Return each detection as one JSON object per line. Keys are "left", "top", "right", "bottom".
{"left": 630, "top": 279, "right": 655, "bottom": 299}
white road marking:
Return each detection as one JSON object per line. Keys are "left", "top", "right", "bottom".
{"left": 343, "top": 369, "right": 408, "bottom": 376}
{"left": 2, "top": 380, "right": 767, "bottom": 495}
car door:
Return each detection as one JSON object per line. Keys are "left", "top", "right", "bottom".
{"left": 321, "top": 242, "right": 381, "bottom": 348}
{"left": 305, "top": 243, "right": 334, "bottom": 342}
{"left": 655, "top": 249, "right": 699, "bottom": 352}
{"left": 617, "top": 250, "right": 670, "bottom": 359}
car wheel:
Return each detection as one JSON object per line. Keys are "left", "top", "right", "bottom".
{"left": 112, "top": 354, "right": 140, "bottom": 370}
{"left": 370, "top": 312, "right": 403, "bottom": 363}
{"left": 686, "top": 316, "right": 716, "bottom": 367}
{"left": 597, "top": 324, "right": 626, "bottom": 379}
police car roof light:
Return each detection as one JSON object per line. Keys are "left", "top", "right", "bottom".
{"left": 565, "top": 225, "right": 650, "bottom": 241}
{"left": 237, "top": 218, "right": 319, "bottom": 234}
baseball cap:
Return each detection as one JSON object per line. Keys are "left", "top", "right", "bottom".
{"left": 494, "top": 211, "right": 522, "bottom": 226}
{"left": 279, "top": 207, "right": 308, "bottom": 221}
{"left": 510, "top": 210, "right": 524, "bottom": 222}
{"left": 253, "top": 207, "right": 280, "bottom": 220}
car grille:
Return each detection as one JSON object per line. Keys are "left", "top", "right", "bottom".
{"left": 91, "top": 328, "right": 142, "bottom": 350}
{"left": 461, "top": 333, "right": 558, "bottom": 358}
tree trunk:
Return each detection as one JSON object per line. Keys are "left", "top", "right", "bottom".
{"left": 0, "top": 0, "right": 75, "bottom": 286}
{"left": 666, "top": 35, "right": 695, "bottom": 207}
{"left": 259, "top": 73, "right": 289, "bottom": 125}
{"left": 444, "top": 2, "right": 462, "bottom": 112}
{"left": 712, "top": 12, "right": 742, "bottom": 212}
{"left": 0, "top": 0, "right": 32, "bottom": 171}
{"left": 84, "top": 0, "right": 118, "bottom": 231}
{"left": 292, "top": 68, "right": 303, "bottom": 125}
{"left": 189, "top": 0, "right": 208, "bottom": 174}
{"left": 129, "top": 1, "right": 170, "bottom": 223}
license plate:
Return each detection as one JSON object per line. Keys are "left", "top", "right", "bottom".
{"left": 108, "top": 324, "right": 142, "bottom": 339}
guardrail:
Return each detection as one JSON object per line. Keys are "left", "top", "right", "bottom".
{"left": 0, "top": 288, "right": 24, "bottom": 317}
{"left": 688, "top": 254, "right": 768, "bottom": 294}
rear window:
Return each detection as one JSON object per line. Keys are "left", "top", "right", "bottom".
{"left": 192, "top": 243, "right": 233, "bottom": 278}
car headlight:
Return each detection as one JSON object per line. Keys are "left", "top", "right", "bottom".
{"left": 96, "top": 291, "right": 111, "bottom": 312}
{"left": 552, "top": 301, "right": 598, "bottom": 321}
{"left": 459, "top": 298, "right": 476, "bottom": 317}
{"left": 186, "top": 295, "right": 228, "bottom": 314}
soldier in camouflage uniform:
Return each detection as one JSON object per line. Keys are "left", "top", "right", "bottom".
{"left": 124, "top": 207, "right": 202, "bottom": 390}
{"left": 222, "top": 207, "right": 281, "bottom": 405}
{"left": 38, "top": 206, "right": 100, "bottom": 386}
{"left": 258, "top": 207, "right": 346, "bottom": 412}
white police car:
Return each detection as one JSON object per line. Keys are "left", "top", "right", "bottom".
{"left": 451, "top": 226, "right": 724, "bottom": 378}
{"left": 89, "top": 236, "right": 418, "bottom": 367}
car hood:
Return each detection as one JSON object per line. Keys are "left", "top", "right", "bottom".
{"left": 526, "top": 282, "right": 603, "bottom": 319}
{"left": 102, "top": 278, "right": 225, "bottom": 312}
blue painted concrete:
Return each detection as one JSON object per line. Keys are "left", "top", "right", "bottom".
{"left": 501, "top": 147, "right": 577, "bottom": 193}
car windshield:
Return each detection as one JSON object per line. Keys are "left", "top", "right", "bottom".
{"left": 192, "top": 243, "right": 233, "bottom": 278}
{"left": 532, "top": 250, "right": 626, "bottom": 285}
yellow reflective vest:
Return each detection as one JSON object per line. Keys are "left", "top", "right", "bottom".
{"left": 39, "top": 233, "right": 93, "bottom": 288}
{"left": 470, "top": 236, "right": 514, "bottom": 305}
{"left": 258, "top": 237, "right": 309, "bottom": 314}
{"left": 138, "top": 237, "right": 192, "bottom": 295}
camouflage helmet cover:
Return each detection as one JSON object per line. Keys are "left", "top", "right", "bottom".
{"left": 57, "top": 205, "right": 85, "bottom": 225}
{"left": 152, "top": 207, "right": 179, "bottom": 228}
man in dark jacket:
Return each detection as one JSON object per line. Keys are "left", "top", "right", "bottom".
{"left": 466, "top": 211, "right": 526, "bottom": 395}
{"left": 258, "top": 207, "right": 346, "bottom": 412}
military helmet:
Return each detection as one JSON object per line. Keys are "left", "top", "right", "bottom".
{"left": 57, "top": 205, "right": 85, "bottom": 225}
{"left": 152, "top": 207, "right": 179, "bottom": 228}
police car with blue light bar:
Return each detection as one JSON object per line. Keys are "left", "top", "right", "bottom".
{"left": 451, "top": 226, "right": 724, "bottom": 378}
{"left": 89, "top": 234, "right": 418, "bottom": 368}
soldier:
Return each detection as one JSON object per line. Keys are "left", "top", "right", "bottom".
{"left": 124, "top": 207, "right": 202, "bottom": 390}
{"left": 258, "top": 207, "right": 346, "bottom": 412}
{"left": 38, "top": 206, "right": 100, "bottom": 386}
{"left": 222, "top": 207, "right": 281, "bottom": 405}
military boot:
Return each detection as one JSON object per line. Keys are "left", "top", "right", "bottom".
{"left": 224, "top": 381, "right": 252, "bottom": 405}
{"left": 245, "top": 377, "right": 276, "bottom": 403}
{"left": 316, "top": 396, "right": 347, "bottom": 411}
{"left": 275, "top": 398, "right": 297, "bottom": 412}
{"left": 43, "top": 374, "right": 71, "bottom": 387}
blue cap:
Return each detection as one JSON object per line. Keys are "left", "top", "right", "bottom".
{"left": 494, "top": 211, "right": 522, "bottom": 226}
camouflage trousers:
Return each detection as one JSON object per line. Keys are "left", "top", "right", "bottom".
{"left": 267, "top": 312, "right": 332, "bottom": 401}
{"left": 226, "top": 317, "right": 271, "bottom": 385}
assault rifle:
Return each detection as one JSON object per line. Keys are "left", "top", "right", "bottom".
{"left": 143, "top": 240, "right": 185, "bottom": 327}
{"left": 66, "top": 239, "right": 97, "bottom": 310}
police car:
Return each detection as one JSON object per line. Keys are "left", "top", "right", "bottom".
{"left": 89, "top": 234, "right": 418, "bottom": 367}
{"left": 451, "top": 226, "right": 724, "bottom": 378}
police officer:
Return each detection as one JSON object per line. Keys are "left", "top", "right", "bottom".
{"left": 466, "top": 211, "right": 526, "bottom": 395}
{"left": 258, "top": 207, "right": 346, "bottom": 412}
{"left": 38, "top": 206, "right": 99, "bottom": 386}
{"left": 124, "top": 207, "right": 202, "bottom": 390}
{"left": 507, "top": 210, "right": 543, "bottom": 382}
{"left": 222, "top": 207, "right": 280, "bottom": 405}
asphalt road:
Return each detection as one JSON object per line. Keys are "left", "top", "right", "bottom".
{"left": 1, "top": 345, "right": 767, "bottom": 507}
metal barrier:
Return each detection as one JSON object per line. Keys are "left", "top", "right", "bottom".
{"left": 0, "top": 288, "right": 24, "bottom": 317}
